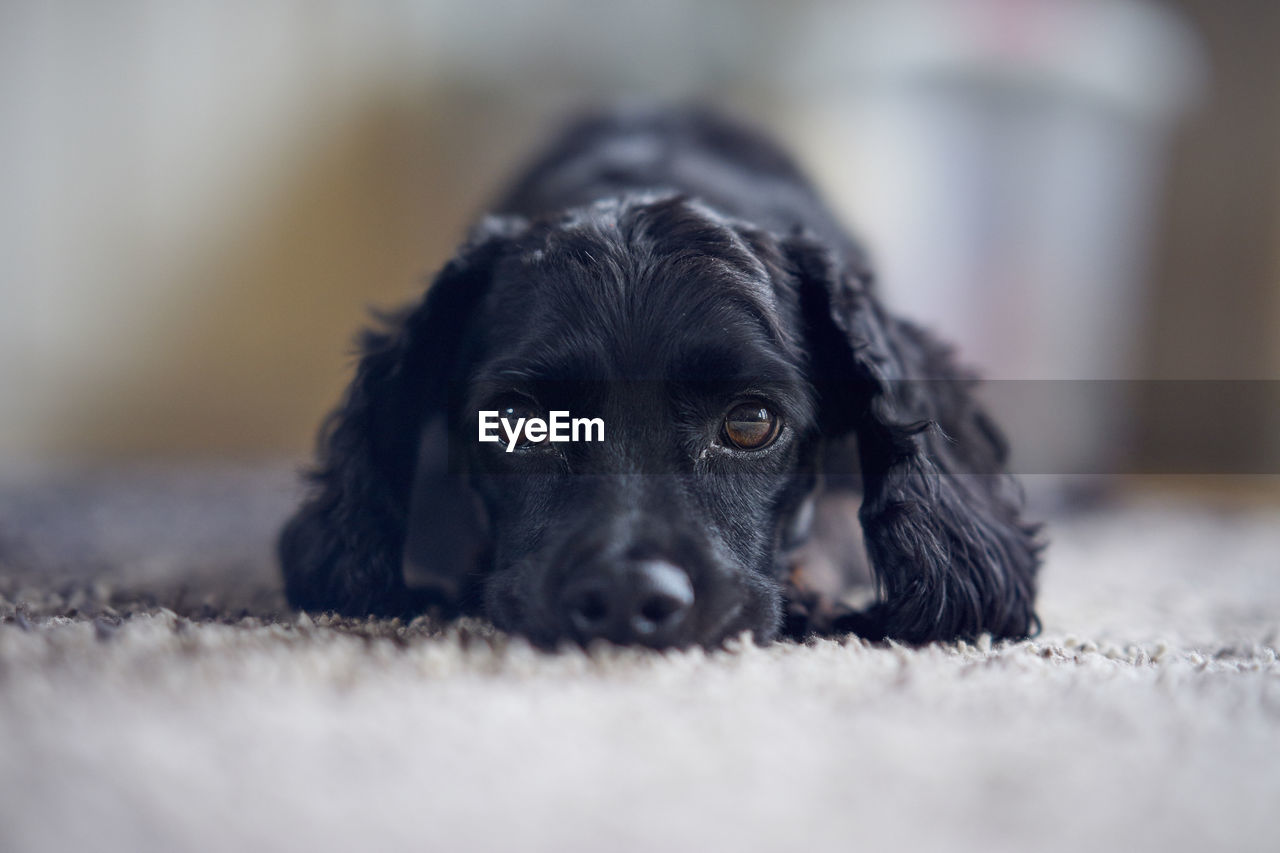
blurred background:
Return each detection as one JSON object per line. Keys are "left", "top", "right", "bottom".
{"left": 1, "top": 0, "right": 1277, "bottom": 501}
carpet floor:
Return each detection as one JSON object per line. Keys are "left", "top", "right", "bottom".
{"left": 1, "top": 466, "right": 1277, "bottom": 852}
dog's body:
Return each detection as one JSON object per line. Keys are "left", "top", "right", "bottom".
{"left": 280, "top": 108, "right": 1041, "bottom": 648}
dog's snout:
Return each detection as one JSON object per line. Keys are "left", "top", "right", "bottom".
{"left": 560, "top": 560, "right": 694, "bottom": 647}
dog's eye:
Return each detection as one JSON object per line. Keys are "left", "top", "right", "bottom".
{"left": 721, "top": 401, "right": 780, "bottom": 450}
{"left": 492, "top": 396, "right": 547, "bottom": 446}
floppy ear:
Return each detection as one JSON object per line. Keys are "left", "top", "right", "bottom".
{"left": 279, "top": 216, "right": 525, "bottom": 617}
{"left": 785, "top": 233, "right": 1041, "bottom": 643}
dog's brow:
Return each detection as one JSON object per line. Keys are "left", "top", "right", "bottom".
{"left": 472, "top": 355, "right": 588, "bottom": 385}
{"left": 490, "top": 366, "right": 543, "bottom": 383}
{"left": 669, "top": 333, "right": 800, "bottom": 382}
{"left": 724, "top": 286, "right": 788, "bottom": 349}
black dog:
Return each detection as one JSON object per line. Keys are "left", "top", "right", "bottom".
{"left": 279, "top": 108, "right": 1040, "bottom": 648}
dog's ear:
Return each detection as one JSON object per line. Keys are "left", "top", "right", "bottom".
{"left": 783, "top": 232, "right": 1041, "bottom": 642}
{"left": 279, "top": 216, "right": 525, "bottom": 617}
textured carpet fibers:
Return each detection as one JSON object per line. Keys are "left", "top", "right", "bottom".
{"left": 1, "top": 467, "right": 1277, "bottom": 852}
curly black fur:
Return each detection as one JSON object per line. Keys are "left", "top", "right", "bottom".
{"left": 280, "top": 107, "right": 1041, "bottom": 647}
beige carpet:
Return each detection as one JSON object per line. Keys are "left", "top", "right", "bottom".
{"left": 1, "top": 467, "right": 1277, "bottom": 853}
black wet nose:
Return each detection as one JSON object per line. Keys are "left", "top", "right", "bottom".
{"left": 560, "top": 560, "right": 695, "bottom": 647}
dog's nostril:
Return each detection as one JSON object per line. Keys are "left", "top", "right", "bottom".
{"left": 575, "top": 589, "right": 608, "bottom": 624}
{"left": 564, "top": 580, "right": 612, "bottom": 634}
{"left": 640, "top": 596, "right": 678, "bottom": 625}
{"left": 633, "top": 594, "right": 682, "bottom": 634}
{"left": 629, "top": 561, "right": 694, "bottom": 636}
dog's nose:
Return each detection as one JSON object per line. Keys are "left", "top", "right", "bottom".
{"left": 560, "top": 560, "right": 694, "bottom": 647}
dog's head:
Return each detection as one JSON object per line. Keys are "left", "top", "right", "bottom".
{"left": 453, "top": 196, "right": 827, "bottom": 647}
{"left": 280, "top": 195, "right": 1040, "bottom": 647}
